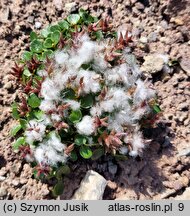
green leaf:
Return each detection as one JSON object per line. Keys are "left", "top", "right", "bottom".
{"left": 33, "top": 53, "right": 42, "bottom": 61}
{"left": 79, "top": 9, "right": 94, "bottom": 24}
{"left": 81, "top": 63, "right": 91, "bottom": 70}
{"left": 67, "top": 14, "right": 80, "bottom": 25}
{"left": 95, "top": 30, "right": 103, "bottom": 40}
{"left": 168, "top": 59, "right": 179, "bottom": 67}
{"left": 97, "top": 127, "right": 105, "bottom": 135}
{"left": 60, "top": 88, "right": 76, "bottom": 100}
{"left": 80, "top": 145, "right": 93, "bottom": 159}
{"left": 50, "top": 25, "right": 61, "bottom": 32}
{"left": 30, "top": 31, "right": 38, "bottom": 41}
{"left": 114, "top": 154, "right": 128, "bottom": 161}
{"left": 91, "top": 148, "right": 104, "bottom": 160}
{"left": 41, "top": 26, "right": 51, "bottom": 38}
{"left": 22, "top": 51, "right": 32, "bottom": 61}
{"left": 56, "top": 165, "right": 70, "bottom": 179}
{"left": 12, "top": 103, "right": 20, "bottom": 119}
{"left": 23, "top": 68, "right": 32, "bottom": 77}
{"left": 33, "top": 110, "right": 44, "bottom": 120}
{"left": 20, "top": 118, "right": 27, "bottom": 130}
{"left": 80, "top": 94, "right": 94, "bottom": 108}
{"left": 74, "top": 134, "right": 87, "bottom": 146}
{"left": 51, "top": 31, "right": 60, "bottom": 44}
{"left": 30, "top": 39, "right": 43, "bottom": 53}
{"left": 53, "top": 181, "right": 64, "bottom": 196}
{"left": 13, "top": 137, "right": 25, "bottom": 150}
{"left": 58, "top": 20, "right": 69, "bottom": 30}
{"left": 70, "top": 151, "right": 78, "bottom": 161}
{"left": 42, "top": 50, "right": 54, "bottom": 59}
{"left": 10, "top": 124, "right": 22, "bottom": 136}
{"left": 153, "top": 105, "right": 161, "bottom": 113}
{"left": 68, "top": 110, "right": 82, "bottom": 123}
{"left": 43, "top": 38, "right": 53, "bottom": 48}
{"left": 28, "top": 93, "right": 41, "bottom": 108}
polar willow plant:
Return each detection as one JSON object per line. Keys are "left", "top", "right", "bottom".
{"left": 11, "top": 10, "right": 161, "bottom": 195}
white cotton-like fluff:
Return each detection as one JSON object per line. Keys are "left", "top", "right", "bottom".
{"left": 119, "top": 146, "right": 128, "bottom": 155}
{"left": 129, "top": 132, "right": 145, "bottom": 157}
{"left": 92, "top": 44, "right": 109, "bottom": 71}
{"left": 25, "top": 120, "right": 46, "bottom": 145}
{"left": 39, "top": 100, "right": 56, "bottom": 112}
{"left": 25, "top": 154, "right": 34, "bottom": 162}
{"left": 37, "top": 70, "right": 48, "bottom": 77}
{"left": 53, "top": 69, "right": 77, "bottom": 90}
{"left": 108, "top": 110, "right": 132, "bottom": 132}
{"left": 51, "top": 113, "right": 61, "bottom": 122}
{"left": 132, "top": 107, "right": 148, "bottom": 123}
{"left": 47, "top": 132, "right": 66, "bottom": 152}
{"left": 76, "top": 115, "right": 95, "bottom": 136}
{"left": 34, "top": 132, "right": 67, "bottom": 166}
{"left": 93, "top": 53, "right": 108, "bottom": 71}
{"left": 104, "top": 64, "right": 131, "bottom": 87}
{"left": 55, "top": 51, "right": 69, "bottom": 65}
{"left": 40, "top": 78, "right": 60, "bottom": 100}
{"left": 100, "top": 88, "right": 130, "bottom": 113}
{"left": 76, "top": 70, "right": 101, "bottom": 94}
{"left": 90, "top": 104, "right": 102, "bottom": 117}
{"left": 64, "top": 99, "right": 80, "bottom": 110}
{"left": 34, "top": 144, "right": 67, "bottom": 166}
{"left": 70, "top": 38, "right": 95, "bottom": 68}
{"left": 133, "top": 79, "right": 155, "bottom": 106}
{"left": 117, "top": 25, "right": 128, "bottom": 40}
{"left": 39, "top": 114, "right": 52, "bottom": 126}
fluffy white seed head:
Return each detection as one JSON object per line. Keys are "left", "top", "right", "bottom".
{"left": 76, "top": 115, "right": 95, "bottom": 136}
{"left": 25, "top": 120, "right": 46, "bottom": 145}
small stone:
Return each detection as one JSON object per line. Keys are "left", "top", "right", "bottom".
{"left": 35, "top": 22, "right": 42, "bottom": 29}
{"left": 160, "top": 189, "right": 176, "bottom": 199}
{"left": 10, "top": 162, "right": 21, "bottom": 174}
{"left": 135, "top": 2, "right": 144, "bottom": 10}
{"left": 108, "top": 162, "right": 118, "bottom": 175}
{"left": 72, "top": 170, "right": 107, "bottom": 200}
{"left": 184, "top": 119, "right": 189, "bottom": 126}
{"left": 0, "top": 176, "right": 6, "bottom": 181}
{"left": 160, "top": 20, "right": 169, "bottom": 29}
{"left": 180, "top": 58, "right": 190, "bottom": 76}
{"left": 53, "top": 0, "right": 63, "bottom": 10}
{"left": 4, "top": 82, "right": 12, "bottom": 90}
{"left": 141, "top": 54, "right": 168, "bottom": 74}
{"left": 174, "top": 187, "right": 190, "bottom": 200}
{"left": 170, "top": 17, "right": 184, "bottom": 26}
{"left": 139, "top": 36, "right": 148, "bottom": 43}
{"left": 179, "top": 113, "right": 188, "bottom": 122}
{"left": 0, "top": 187, "right": 7, "bottom": 197}
{"left": 177, "top": 102, "right": 189, "bottom": 111}
{"left": 173, "top": 181, "right": 183, "bottom": 191}
{"left": 20, "top": 178, "right": 28, "bottom": 184}
{"left": 27, "top": 16, "right": 34, "bottom": 23}
{"left": 162, "top": 136, "right": 171, "bottom": 148}
{"left": 0, "top": 7, "right": 10, "bottom": 23}
{"left": 148, "top": 32, "right": 158, "bottom": 42}
{"left": 178, "top": 148, "right": 190, "bottom": 157}
{"left": 130, "top": 0, "right": 138, "bottom": 5}
{"left": 65, "top": 2, "right": 77, "bottom": 13}
{"left": 181, "top": 176, "right": 189, "bottom": 187}
{"left": 12, "top": 180, "right": 19, "bottom": 186}
{"left": 0, "top": 168, "right": 7, "bottom": 176}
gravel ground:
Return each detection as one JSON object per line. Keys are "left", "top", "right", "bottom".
{"left": 0, "top": 0, "right": 190, "bottom": 200}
